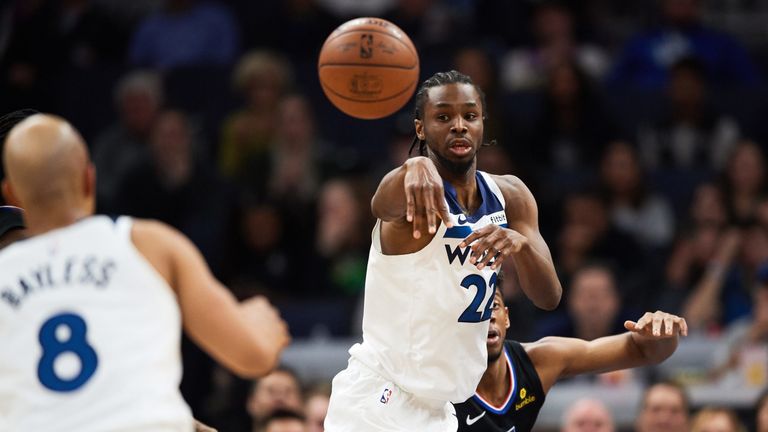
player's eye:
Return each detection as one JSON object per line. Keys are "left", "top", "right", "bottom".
{"left": 492, "top": 302, "right": 500, "bottom": 310}
{"left": 436, "top": 114, "right": 449, "bottom": 121}
{"left": 465, "top": 112, "right": 478, "bottom": 120}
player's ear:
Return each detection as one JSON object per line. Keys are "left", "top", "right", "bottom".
{"left": 414, "top": 119, "right": 425, "bottom": 141}
{"left": 504, "top": 307, "right": 510, "bottom": 329}
{"left": 1, "top": 180, "right": 19, "bottom": 207}
{"left": 84, "top": 162, "right": 96, "bottom": 197}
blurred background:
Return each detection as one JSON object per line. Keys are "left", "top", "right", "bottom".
{"left": 2, "top": 0, "right": 768, "bottom": 431}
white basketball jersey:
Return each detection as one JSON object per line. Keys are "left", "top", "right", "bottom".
{"left": 0, "top": 216, "right": 193, "bottom": 431}
{"left": 350, "top": 171, "right": 508, "bottom": 403}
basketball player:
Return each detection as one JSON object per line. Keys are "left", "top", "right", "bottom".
{"left": 0, "top": 114, "right": 290, "bottom": 431}
{"left": 453, "top": 274, "right": 687, "bottom": 432}
{"left": 325, "top": 70, "right": 562, "bottom": 432}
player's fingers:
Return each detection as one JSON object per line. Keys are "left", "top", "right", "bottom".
{"left": 461, "top": 230, "right": 480, "bottom": 248}
{"left": 635, "top": 312, "right": 653, "bottom": 331}
{"left": 680, "top": 317, "right": 688, "bottom": 336}
{"left": 436, "top": 194, "right": 453, "bottom": 228}
{"left": 652, "top": 313, "right": 663, "bottom": 336}
{"left": 424, "top": 190, "right": 437, "bottom": 234}
{"left": 405, "top": 186, "right": 415, "bottom": 223}
{"left": 664, "top": 316, "right": 674, "bottom": 336}
{"left": 624, "top": 320, "right": 637, "bottom": 331}
{"left": 412, "top": 189, "right": 423, "bottom": 239}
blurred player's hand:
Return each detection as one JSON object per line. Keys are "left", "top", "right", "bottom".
{"left": 241, "top": 296, "right": 291, "bottom": 352}
{"left": 460, "top": 225, "right": 528, "bottom": 270}
{"left": 403, "top": 157, "right": 453, "bottom": 238}
{"left": 624, "top": 311, "right": 688, "bottom": 338}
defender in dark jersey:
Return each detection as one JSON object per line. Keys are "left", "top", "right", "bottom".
{"left": 454, "top": 272, "right": 688, "bottom": 432}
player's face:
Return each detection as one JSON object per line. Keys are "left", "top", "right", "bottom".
{"left": 487, "top": 288, "right": 509, "bottom": 364}
{"left": 415, "top": 83, "right": 484, "bottom": 176}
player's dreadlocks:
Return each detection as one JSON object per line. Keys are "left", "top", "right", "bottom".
{"left": 409, "top": 70, "right": 494, "bottom": 156}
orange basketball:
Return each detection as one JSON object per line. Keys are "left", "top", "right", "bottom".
{"left": 318, "top": 17, "right": 420, "bottom": 120}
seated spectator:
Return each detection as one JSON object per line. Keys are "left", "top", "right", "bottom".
{"left": 259, "top": 409, "right": 306, "bottom": 432}
{"left": 690, "top": 407, "right": 745, "bottom": 432}
{"left": 561, "top": 398, "right": 615, "bottom": 432}
{"left": 304, "top": 383, "right": 330, "bottom": 432}
{"left": 637, "top": 58, "right": 740, "bottom": 173}
{"left": 600, "top": 141, "right": 675, "bottom": 250}
{"left": 607, "top": 0, "right": 761, "bottom": 88}
{"left": 247, "top": 367, "right": 304, "bottom": 426}
{"left": 635, "top": 381, "right": 691, "bottom": 432}
{"left": 219, "top": 51, "right": 293, "bottom": 182}
{"left": 535, "top": 264, "right": 631, "bottom": 343}
{"left": 129, "top": 0, "right": 238, "bottom": 69}
{"left": 92, "top": 70, "right": 161, "bottom": 212}
{"left": 720, "top": 141, "right": 767, "bottom": 225}
{"left": 501, "top": 1, "right": 609, "bottom": 92}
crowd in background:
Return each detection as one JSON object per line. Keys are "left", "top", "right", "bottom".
{"left": 2, "top": 0, "right": 768, "bottom": 430}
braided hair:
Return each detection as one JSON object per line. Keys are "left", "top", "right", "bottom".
{"left": 409, "top": 70, "right": 493, "bottom": 156}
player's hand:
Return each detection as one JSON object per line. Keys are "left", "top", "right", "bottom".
{"left": 460, "top": 225, "right": 528, "bottom": 270}
{"left": 624, "top": 311, "right": 688, "bottom": 338}
{"left": 241, "top": 296, "right": 291, "bottom": 350}
{"left": 403, "top": 157, "right": 453, "bottom": 238}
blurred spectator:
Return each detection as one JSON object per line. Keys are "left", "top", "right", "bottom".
{"left": 690, "top": 407, "right": 745, "bottom": 432}
{"left": 453, "top": 46, "right": 508, "bottom": 148}
{"left": 637, "top": 58, "right": 740, "bottom": 173}
{"left": 92, "top": 70, "right": 162, "bottom": 212}
{"left": 259, "top": 409, "right": 307, "bottom": 432}
{"left": 535, "top": 264, "right": 628, "bottom": 342}
{"left": 709, "top": 268, "right": 768, "bottom": 388}
{"left": 720, "top": 141, "right": 767, "bottom": 225}
{"left": 556, "top": 191, "right": 644, "bottom": 285}
{"left": 529, "top": 62, "right": 616, "bottom": 176}
{"left": 129, "top": 0, "right": 238, "bottom": 69}
{"left": 115, "top": 109, "right": 236, "bottom": 275}
{"left": 635, "top": 381, "right": 691, "bottom": 432}
{"left": 247, "top": 367, "right": 304, "bottom": 426}
{"left": 599, "top": 141, "right": 675, "bottom": 250}
{"left": 304, "top": 383, "right": 330, "bottom": 432}
{"left": 608, "top": 0, "right": 761, "bottom": 88}
{"left": 219, "top": 51, "right": 293, "bottom": 182}
{"left": 561, "top": 398, "right": 615, "bottom": 432}
{"left": 312, "top": 178, "right": 370, "bottom": 297}
{"left": 382, "top": 0, "right": 472, "bottom": 53}
{"left": 501, "top": 1, "right": 609, "bottom": 92}
{"left": 757, "top": 389, "right": 768, "bottom": 432}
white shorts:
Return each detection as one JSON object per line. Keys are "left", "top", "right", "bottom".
{"left": 324, "top": 358, "right": 458, "bottom": 432}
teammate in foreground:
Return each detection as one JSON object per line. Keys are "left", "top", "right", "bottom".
{"left": 453, "top": 274, "right": 687, "bottom": 432}
{"left": 325, "top": 70, "right": 562, "bottom": 432}
{"left": 0, "top": 114, "right": 290, "bottom": 431}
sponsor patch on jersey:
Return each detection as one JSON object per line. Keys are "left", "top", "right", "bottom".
{"left": 519, "top": 388, "right": 526, "bottom": 399}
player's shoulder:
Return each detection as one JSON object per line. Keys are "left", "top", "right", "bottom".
{"left": 486, "top": 174, "right": 532, "bottom": 199}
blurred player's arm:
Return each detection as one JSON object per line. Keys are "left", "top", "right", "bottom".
{"left": 478, "top": 174, "right": 561, "bottom": 309}
{"left": 371, "top": 156, "right": 453, "bottom": 240}
{"left": 526, "top": 311, "right": 687, "bottom": 393}
{"left": 132, "top": 220, "right": 290, "bottom": 378}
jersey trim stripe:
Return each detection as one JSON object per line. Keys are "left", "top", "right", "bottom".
{"left": 472, "top": 344, "right": 517, "bottom": 414}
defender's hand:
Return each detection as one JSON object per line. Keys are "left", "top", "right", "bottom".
{"left": 241, "top": 296, "right": 291, "bottom": 349}
{"left": 460, "top": 225, "right": 528, "bottom": 270}
{"left": 403, "top": 158, "right": 453, "bottom": 239}
{"left": 625, "top": 311, "right": 688, "bottom": 338}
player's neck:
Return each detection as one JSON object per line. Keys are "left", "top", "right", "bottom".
{"left": 476, "top": 352, "right": 510, "bottom": 404}
{"left": 24, "top": 207, "right": 91, "bottom": 236}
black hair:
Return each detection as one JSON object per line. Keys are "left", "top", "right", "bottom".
{"left": 409, "top": 70, "right": 494, "bottom": 156}
{"left": 258, "top": 408, "right": 306, "bottom": 432}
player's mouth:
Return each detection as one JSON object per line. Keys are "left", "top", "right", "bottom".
{"left": 448, "top": 139, "right": 472, "bottom": 156}
{"left": 487, "top": 328, "right": 500, "bottom": 345}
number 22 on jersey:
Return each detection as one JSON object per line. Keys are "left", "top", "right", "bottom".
{"left": 458, "top": 272, "right": 497, "bottom": 323}
{"left": 37, "top": 312, "right": 99, "bottom": 392}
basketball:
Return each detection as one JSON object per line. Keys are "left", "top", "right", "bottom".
{"left": 318, "top": 17, "right": 420, "bottom": 120}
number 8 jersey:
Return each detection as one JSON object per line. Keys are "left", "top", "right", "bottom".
{"left": 0, "top": 216, "right": 193, "bottom": 431}
{"left": 350, "top": 171, "right": 507, "bottom": 403}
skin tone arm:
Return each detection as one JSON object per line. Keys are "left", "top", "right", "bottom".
{"left": 132, "top": 219, "right": 290, "bottom": 378}
{"left": 526, "top": 311, "right": 688, "bottom": 393}
{"left": 461, "top": 175, "right": 562, "bottom": 310}
{"left": 682, "top": 229, "right": 741, "bottom": 329}
{"left": 371, "top": 156, "right": 454, "bottom": 254}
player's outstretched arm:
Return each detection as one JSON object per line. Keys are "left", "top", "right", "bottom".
{"left": 131, "top": 220, "right": 290, "bottom": 378}
{"left": 371, "top": 156, "right": 453, "bottom": 239}
{"left": 467, "top": 175, "right": 561, "bottom": 309}
{"left": 527, "top": 311, "right": 687, "bottom": 393}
